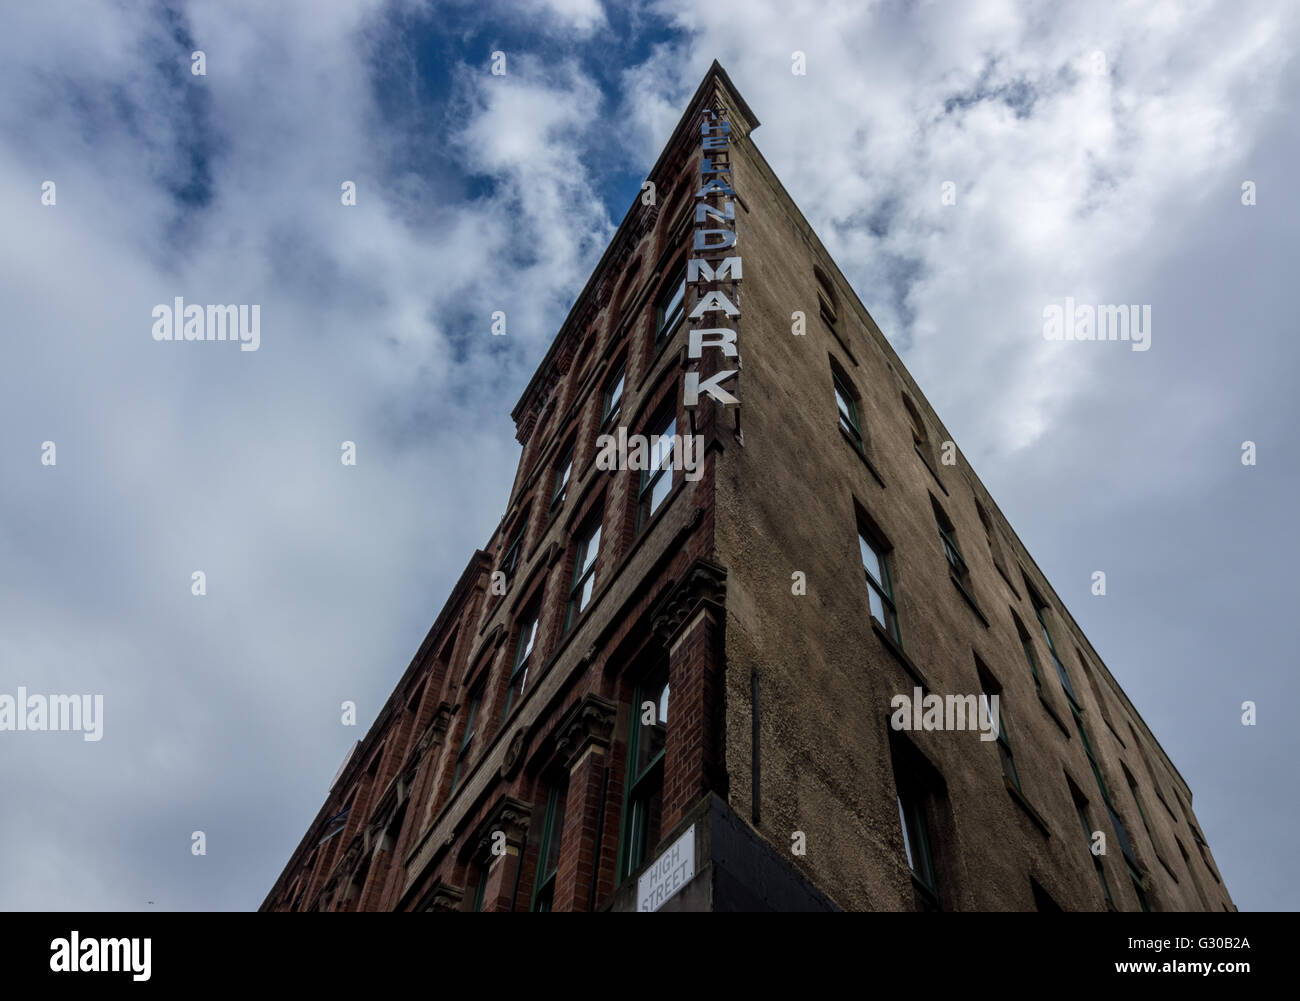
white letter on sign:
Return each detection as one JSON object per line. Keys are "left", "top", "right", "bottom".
{"left": 689, "top": 290, "right": 740, "bottom": 320}
{"left": 684, "top": 370, "right": 739, "bottom": 407}
{"left": 688, "top": 328, "right": 738, "bottom": 359}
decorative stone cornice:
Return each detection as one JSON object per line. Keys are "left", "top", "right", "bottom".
{"left": 518, "top": 410, "right": 538, "bottom": 445}
{"left": 431, "top": 700, "right": 453, "bottom": 737}
{"left": 423, "top": 882, "right": 464, "bottom": 912}
{"left": 405, "top": 703, "right": 453, "bottom": 776}
{"left": 651, "top": 559, "right": 727, "bottom": 645}
{"left": 554, "top": 694, "right": 617, "bottom": 770}
{"left": 467, "top": 795, "right": 533, "bottom": 861}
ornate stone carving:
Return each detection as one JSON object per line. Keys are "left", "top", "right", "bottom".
{"left": 554, "top": 694, "right": 617, "bottom": 770}
{"left": 499, "top": 727, "right": 527, "bottom": 780}
{"left": 425, "top": 882, "right": 463, "bottom": 912}
{"left": 651, "top": 559, "right": 727, "bottom": 643}
{"left": 468, "top": 796, "right": 533, "bottom": 859}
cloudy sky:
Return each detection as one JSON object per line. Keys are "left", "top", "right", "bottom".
{"left": 1, "top": 0, "right": 1295, "bottom": 912}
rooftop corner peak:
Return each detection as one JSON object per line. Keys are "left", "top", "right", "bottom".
{"left": 508, "top": 60, "right": 758, "bottom": 429}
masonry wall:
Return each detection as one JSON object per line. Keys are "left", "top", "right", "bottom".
{"left": 707, "top": 75, "right": 1234, "bottom": 912}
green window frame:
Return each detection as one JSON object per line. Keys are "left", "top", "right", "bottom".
{"left": 932, "top": 500, "right": 968, "bottom": 578}
{"left": 602, "top": 364, "right": 625, "bottom": 428}
{"left": 1072, "top": 704, "right": 1139, "bottom": 872}
{"left": 897, "top": 788, "right": 938, "bottom": 911}
{"left": 1074, "top": 796, "right": 1114, "bottom": 908}
{"left": 564, "top": 516, "right": 602, "bottom": 633}
{"left": 1128, "top": 861, "right": 1151, "bottom": 912}
{"left": 472, "top": 866, "right": 489, "bottom": 912}
{"left": 655, "top": 265, "right": 686, "bottom": 343}
{"left": 858, "top": 527, "right": 900, "bottom": 644}
{"left": 450, "top": 685, "right": 482, "bottom": 793}
{"left": 938, "top": 524, "right": 966, "bottom": 577}
{"left": 501, "top": 521, "right": 526, "bottom": 585}
{"left": 1032, "top": 595, "right": 1079, "bottom": 707}
{"left": 502, "top": 608, "right": 540, "bottom": 721}
{"left": 1125, "top": 768, "right": 1153, "bottom": 840}
{"left": 979, "top": 684, "right": 1020, "bottom": 793}
{"left": 832, "top": 368, "right": 862, "bottom": 447}
{"left": 550, "top": 442, "right": 575, "bottom": 511}
{"left": 618, "top": 664, "right": 670, "bottom": 882}
{"left": 1014, "top": 613, "right": 1042, "bottom": 691}
{"left": 531, "top": 785, "right": 568, "bottom": 911}
{"left": 636, "top": 412, "right": 677, "bottom": 532}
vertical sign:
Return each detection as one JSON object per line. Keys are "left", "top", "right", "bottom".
{"left": 684, "top": 104, "right": 742, "bottom": 412}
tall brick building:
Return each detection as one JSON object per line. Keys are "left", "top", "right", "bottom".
{"left": 261, "top": 62, "right": 1234, "bottom": 913}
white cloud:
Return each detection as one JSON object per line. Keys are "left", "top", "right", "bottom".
{"left": 0, "top": 0, "right": 612, "bottom": 909}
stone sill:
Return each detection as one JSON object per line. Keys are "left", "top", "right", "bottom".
{"left": 871, "top": 618, "right": 932, "bottom": 692}
{"left": 838, "top": 425, "right": 886, "bottom": 489}
{"left": 1004, "top": 777, "right": 1052, "bottom": 840}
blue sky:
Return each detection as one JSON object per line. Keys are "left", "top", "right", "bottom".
{"left": 0, "top": 0, "right": 1296, "bottom": 912}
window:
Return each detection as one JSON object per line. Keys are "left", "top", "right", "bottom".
{"left": 1189, "top": 824, "right": 1221, "bottom": 883}
{"left": 550, "top": 442, "right": 575, "bottom": 512}
{"left": 1029, "top": 588, "right": 1079, "bottom": 707}
{"left": 636, "top": 410, "right": 677, "bottom": 531}
{"left": 931, "top": 497, "right": 968, "bottom": 579}
{"left": 450, "top": 684, "right": 482, "bottom": 793}
{"left": 318, "top": 805, "right": 350, "bottom": 845}
{"left": 831, "top": 364, "right": 862, "bottom": 447}
{"left": 975, "top": 501, "right": 997, "bottom": 557}
{"left": 661, "top": 193, "right": 691, "bottom": 240}
{"left": 1127, "top": 719, "right": 1175, "bottom": 820}
{"left": 977, "top": 660, "right": 1020, "bottom": 793}
{"left": 613, "top": 260, "right": 642, "bottom": 326}
{"left": 564, "top": 515, "right": 602, "bottom": 633}
{"left": 602, "top": 363, "right": 625, "bottom": 428}
{"left": 620, "top": 662, "right": 669, "bottom": 880}
{"left": 1071, "top": 703, "right": 1139, "bottom": 872}
{"left": 501, "top": 516, "right": 527, "bottom": 586}
{"left": 1012, "top": 612, "right": 1042, "bottom": 692}
{"left": 814, "top": 265, "right": 838, "bottom": 327}
{"left": 503, "top": 608, "right": 540, "bottom": 720}
{"left": 472, "top": 866, "right": 489, "bottom": 912}
{"left": 1076, "top": 646, "right": 1120, "bottom": 736}
{"left": 1128, "top": 863, "right": 1152, "bottom": 912}
{"left": 655, "top": 265, "right": 686, "bottom": 343}
{"left": 1071, "top": 784, "right": 1113, "bottom": 908}
{"left": 891, "top": 741, "right": 943, "bottom": 911}
{"left": 1174, "top": 835, "right": 1213, "bottom": 908}
{"left": 858, "top": 524, "right": 900, "bottom": 643}
{"left": 1124, "top": 766, "right": 1153, "bottom": 841}
{"left": 902, "top": 393, "right": 929, "bottom": 448}
{"left": 531, "top": 784, "right": 568, "bottom": 911}
{"left": 897, "top": 791, "right": 937, "bottom": 910}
